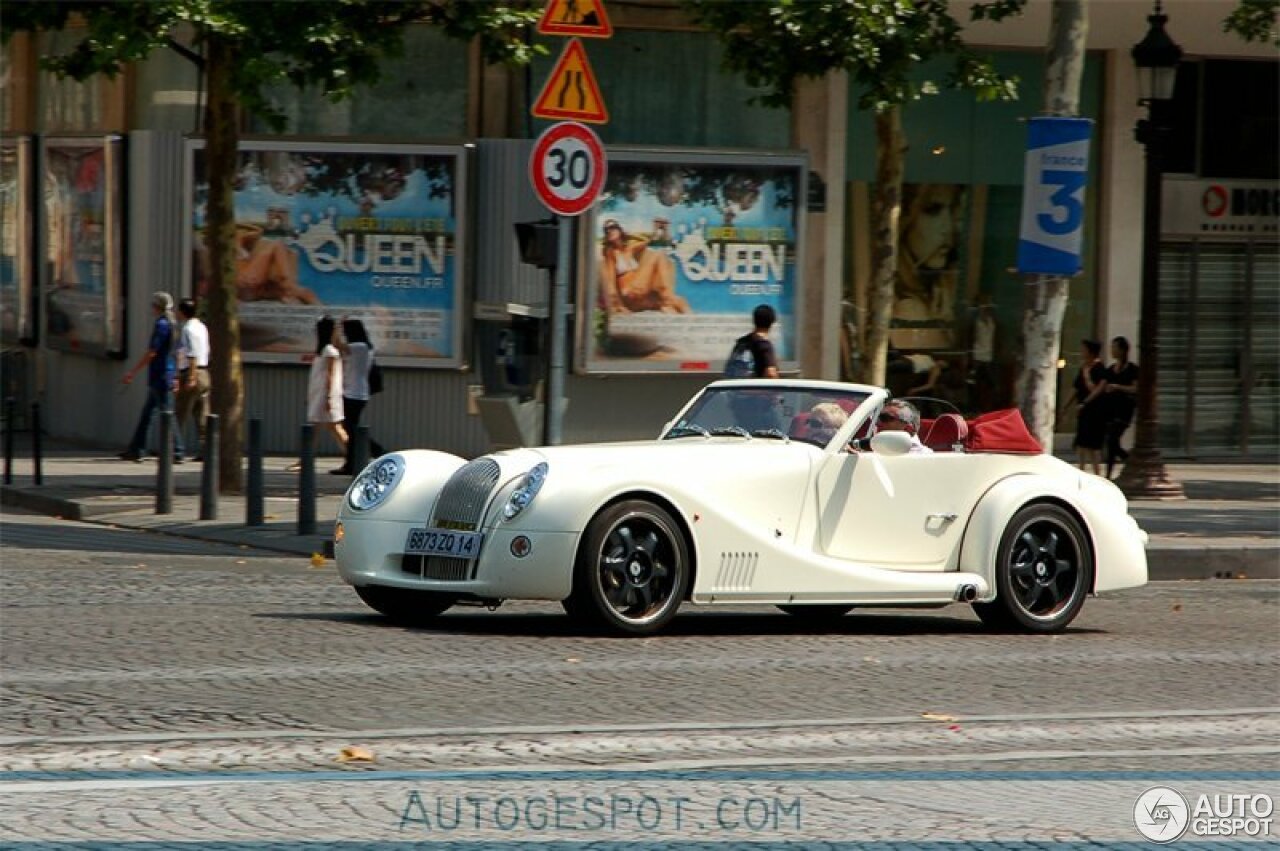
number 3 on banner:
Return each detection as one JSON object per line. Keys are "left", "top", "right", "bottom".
{"left": 1037, "top": 169, "right": 1086, "bottom": 236}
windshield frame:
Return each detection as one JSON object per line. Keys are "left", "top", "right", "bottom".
{"left": 660, "top": 381, "right": 886, "bottom": 451}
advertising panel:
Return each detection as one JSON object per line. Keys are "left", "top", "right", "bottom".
{"left": 1016, "top": 116, "right": 1092, "bottom": 276}
{"left": 41, "top": 136, "right": 125, "bottom": 356}
{"left": 581, "top": 151, "right": 805, "bottom": 374}
{"left": 1, "top": 136, "right": 34, "bottom": 345}
{"left": 186, "top": 140, "right": 468, "bottom": 366}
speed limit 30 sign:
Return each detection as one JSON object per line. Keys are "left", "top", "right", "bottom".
{"left": 529, "top": 121, "right": 607, "bottom": 217}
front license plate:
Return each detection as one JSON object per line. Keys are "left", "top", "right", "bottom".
{"left": 404, "top": 527, "right": 484, "bottom": 558}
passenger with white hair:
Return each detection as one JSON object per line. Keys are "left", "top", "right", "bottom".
{"left": 119, "top": 291, "right": 183, "bottom": 462}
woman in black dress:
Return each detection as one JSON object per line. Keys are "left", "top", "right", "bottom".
{"left": 1103, "top": 336, "right": 1139, "bottom": 479}
{"left": 1070, "top": 338, "right": 1109, "bottom": 475}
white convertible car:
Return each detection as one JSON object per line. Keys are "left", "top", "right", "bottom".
{"left": 335, "top": 380, "right": 1148, "bottom": 635}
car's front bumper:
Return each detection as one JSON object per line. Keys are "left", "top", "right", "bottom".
{"left": 335, "top": 517, "right": 579, "bottom": 600}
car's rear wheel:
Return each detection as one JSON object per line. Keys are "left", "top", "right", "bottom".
{"left": 567, "top": 499, "right": 690, "bottom": 635}
{"left": 777, "top": 604, "right": 854, "bottom": 620}
{"left": 973, "top": 503, "right": 1093, "bottom": 633}
{"left": 355, "top": 585, "right": 455, "bottom": 625}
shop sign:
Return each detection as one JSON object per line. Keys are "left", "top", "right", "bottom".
{"left": 185, "top": 140, "right": 468, "bottom": 366}
{"left": 1162, "top": 177, "right": 1280, "bottom": 238}
{"left": 579, "top": 150, "right": 805, "bottom": 375}
{"left": 1016, "top": 116, "right": 1092, "bottom": 276}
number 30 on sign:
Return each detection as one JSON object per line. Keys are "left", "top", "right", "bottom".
{"left": 529, "top": 121, "right": 607, "bottom": 217}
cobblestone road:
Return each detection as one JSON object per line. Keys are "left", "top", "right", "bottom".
{"left": 2, "top": 510, "right": 1277, "bottom": 846}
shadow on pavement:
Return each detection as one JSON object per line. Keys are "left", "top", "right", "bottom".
{"left": 0, "top": 520, "right": 255, "bottom": 557}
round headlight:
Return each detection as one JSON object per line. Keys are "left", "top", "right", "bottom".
{"left": 347, "top": 456, "right": 404, "bottom": 511}
{"left": 503, "top": 462, "right": 549, "bottom": 521}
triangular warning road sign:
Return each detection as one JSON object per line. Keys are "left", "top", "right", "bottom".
{"left": 531, "top": 39, "right": 609, "bottom": 124}
{"left": 537, "top": 0, "right": 612, "bottom": 38}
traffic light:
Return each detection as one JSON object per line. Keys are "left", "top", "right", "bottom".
{"left": 514, "top": 219, "right": 559, "bottom": 269}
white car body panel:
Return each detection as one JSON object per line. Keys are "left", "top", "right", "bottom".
{"left": 335, "top": 380, "right": 1148, "bottom": 616}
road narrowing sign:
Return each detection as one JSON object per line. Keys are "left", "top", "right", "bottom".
{"left": 529, "top": 121, "right": 607, "bottom": 217}
{"left": 531, "top": 39, "right": 609, "bottom": 124}
{"left": 537, "top": 0, "right": 613, "bottom": 38}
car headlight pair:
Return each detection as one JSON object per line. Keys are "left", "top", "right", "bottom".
{"left": 503, "top": 462, "right": 548, "bottom": 520}
{"left": 347, "top": 456, "right": 404, "bottom": 511}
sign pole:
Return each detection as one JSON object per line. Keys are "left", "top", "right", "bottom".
{"left": 546, "top": 215, "right": 572, "bottom": 446}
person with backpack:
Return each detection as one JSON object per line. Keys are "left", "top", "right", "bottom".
{"left": 333, "top": 317, "right": 385, "bottom": 476}
{"left": 724, "top": 304, "right": 780, "bottom": 379}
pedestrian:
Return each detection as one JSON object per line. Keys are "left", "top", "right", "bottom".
{"left": 174, "top": 298, "right": 210, "bottom": 461}
{"left": 1103, "top": 335, "right": 1139, "bottom": 479}
{"left": 724, "top": 303, "right": 780, "bottom": 378}
{"left": 1061, "top": 338, "right": 1108, "bottom": 476}
{"left": 333, "top": 317, "right": 385, "bottom": 476}
{"left": 306, "top": 316, "right": 347, "bottom": 459}
{"left": 119, "top": 292, "right": 183, "bottom": 463}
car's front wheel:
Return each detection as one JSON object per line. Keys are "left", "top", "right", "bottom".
{"left": 355, "top": 585, "right": 455, "bottom": 625}
{"left": 566, "top": 499, "right": 690, "bottom": 635}
{"left": 973, "top": 503, "right": 1093, "bottom": 633}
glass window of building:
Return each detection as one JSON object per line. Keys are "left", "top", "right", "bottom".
{"left": 531, "top": 29, "right": 789, "bottom": 148}
{"left": 842, "top": 50, "right": 1105, "bottom": 418}
{"left": 248, "top": 25, "right": 468, "bottom": 139}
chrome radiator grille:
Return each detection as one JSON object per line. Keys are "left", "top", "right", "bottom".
{"left": 430, "top": 458, "right": 501, "bottom": 532}
{"left": 401, "top": 555, "right": 475, "bottom": 581}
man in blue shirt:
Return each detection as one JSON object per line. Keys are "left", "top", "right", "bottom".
{"left": 119, "top": 292, "right": 184, "bottom": 462}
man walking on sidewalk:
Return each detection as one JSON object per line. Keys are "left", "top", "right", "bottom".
{"left": 119, "top": 292, "right": 183, "bottom": 463}
{"left": 175, "top": 298, "right": 211, "bottom": 460}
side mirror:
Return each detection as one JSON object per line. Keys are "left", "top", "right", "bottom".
{"left": 870, "top": 430, "right": 914, "bottom": 456}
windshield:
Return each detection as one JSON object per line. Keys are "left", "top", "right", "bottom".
{"left": 663, "top": 386, "right": 872, "bottom": 448}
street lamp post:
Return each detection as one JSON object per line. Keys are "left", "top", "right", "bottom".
{"left": 1116, "top": 0, "right": 1186, "bottom": 500}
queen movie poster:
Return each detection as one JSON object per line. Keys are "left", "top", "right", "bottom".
{"left": 0, "top": 137, "right": 33, "bottom": 346}
{"left": 582, "top": 154, "right": 804, "bottom": 374}
{"left": 42, "top": 137, "right": 124, "bottom": 357}
{"left": 188, "top": 141, "right": 467, "bottom": 365}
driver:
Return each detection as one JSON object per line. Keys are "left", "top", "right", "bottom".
{"left": 873, "top": 399, "right": 933, "bottom": 454}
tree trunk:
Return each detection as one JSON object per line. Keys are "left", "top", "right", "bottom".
{"left": 859, "top": 106, "right": 906, "bottom": 387}
{"left": 1016, "top": 0, "right": 1088, "bottom": 451}
{"left": 203, "top": 35, "right": 245, "bottom": 493}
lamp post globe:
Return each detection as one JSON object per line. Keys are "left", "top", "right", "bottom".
{"left": 1116, "top": 0, "right": 1186, "bottom": 500}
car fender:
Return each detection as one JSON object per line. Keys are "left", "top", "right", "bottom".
{"left": 957, "top": 473, "right": 1094, "bottom": 602}
{"left": 337, "top": 450, "right": 467, "bottom": 525}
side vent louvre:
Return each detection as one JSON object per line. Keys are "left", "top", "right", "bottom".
{"left": 713, "top": 552, "right": 758, "bottom": 591}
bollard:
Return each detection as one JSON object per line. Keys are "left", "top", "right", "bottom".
{"left": 352, "top": 425, "right": 370, "bottom": 474}
{"left": 246, "top": 418, "right": 264, "bottom": 527}
{"left": 156, "top": 409, "right": 174, "bottom": 514}
{"left": 3, "top": 397, "right": 13, "bottom": 485}
{"left": 31, "top": 402, "right": 42, "bottom": 486}
{"left": 199, "top": 414, "right": 220, "bottom": 520}
{"left": 297, "top": 423, "right": 316, "bottom": 536}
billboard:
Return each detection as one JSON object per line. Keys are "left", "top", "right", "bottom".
{"left": 0, "top": 136, "right": 34, "bottom": 346}
{"left": 1017, "top": 116, "right": 1092, "bottom": 276}
{"left": 579, "top": 150, "right": 805, "bottom": 374}
{"left": 41, "top": 136, "right": 125, "bottom": 357}
{"left": 186, "top": 140, "right": 468, "bottom": 366}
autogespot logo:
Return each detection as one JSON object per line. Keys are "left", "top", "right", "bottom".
{"left": 1134, "top": 786, "right": 1191, "bottom": 843}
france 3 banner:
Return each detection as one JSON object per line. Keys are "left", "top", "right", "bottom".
{"left": 187, "top": 141, "right": 467, "bottom": 365}
{"left": 1017, "top": 117, "right": 1093, "bottom": 276}
{"left": 581, "top": 152, "right": 805, "bottom": 374}
{"left": 0, "top": 137, "right": 34, "bottom": 346}
{"left": 41, "top": 136, "right": 125, "bottom": 357}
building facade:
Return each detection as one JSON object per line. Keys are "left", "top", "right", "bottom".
{"left": 1, "top": 1, "right": 1275, "bottom": 460}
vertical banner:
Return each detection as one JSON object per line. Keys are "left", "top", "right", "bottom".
{"left": 186, "top": 141, "right": 467, "bottom": 366}
{"left": 581, "top": 151, "right": 805, "bottom": 374}
{"left": 1017, "top": 116, "right": 1092, "bottom": 276}
{"left": 0, "top": 136, "right": 34, "bottom": 345}
{"left": 41, "top": 136, "right": 125, "bottom": 356}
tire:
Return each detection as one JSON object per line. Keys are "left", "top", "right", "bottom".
{"left": 566, "top": 499, "right": 690, "bottom": 635}
{"left": 355, "top": 585, "right": 455, "bottom": 625}
{"left": 777, "top": 604, "right": 855, "bottom": 620}
{"left": 973, "top": 503, "right": 1093, "bottom": 633}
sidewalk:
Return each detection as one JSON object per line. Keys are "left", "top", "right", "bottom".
{"left": 1, "top": 441, "right": 1277, "bottom": 581}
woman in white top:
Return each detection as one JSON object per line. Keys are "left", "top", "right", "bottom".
{"left": 306, "top": 316, "right": 348, "bottom": 455}
{"left": 333, "top": 318, "right": 385, "bottom": 475}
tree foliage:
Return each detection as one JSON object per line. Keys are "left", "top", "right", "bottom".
{"left": 1223, "top": 0, "right": 1280, "bottom": 46}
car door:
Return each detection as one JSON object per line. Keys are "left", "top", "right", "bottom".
{"left": 814, "top": 451, "right": 995, "bottom": 571}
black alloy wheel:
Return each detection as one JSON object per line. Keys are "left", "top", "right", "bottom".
{"left": 565, "top": 499, "right": 690, "bottom": 635}
{"left": 974, "top": 503, "right": 1093, "bottom": 633}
